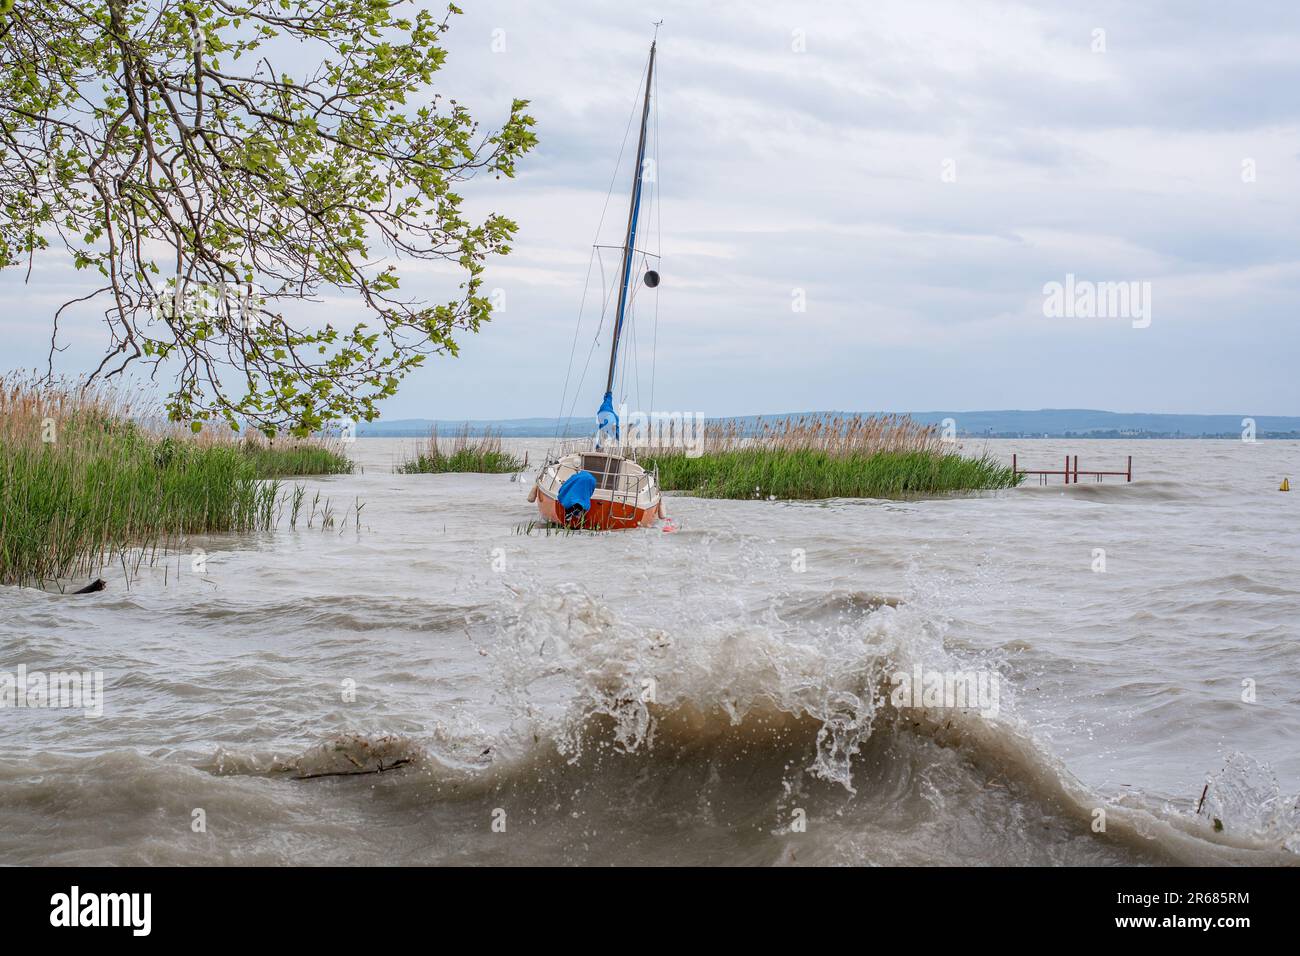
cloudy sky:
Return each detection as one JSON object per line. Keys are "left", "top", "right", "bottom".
{"left": 3, "top": 0, "right": 1297, "bottom": 420}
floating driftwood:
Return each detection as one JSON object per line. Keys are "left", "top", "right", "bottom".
{"left": 287, "top": 734, "right": 420, "bottom": 781}
{"left": 294, "top": 757, "right": 413, "bottom": 781}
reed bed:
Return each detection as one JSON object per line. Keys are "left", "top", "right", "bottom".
{"left": 0, "top": 375, "right": 352, "bottom": 587}
{"left": 642, "top": 414, "right": 1019, "bottom": 500}
{"left": 688, "top": 414, "right": 946, "bottom": 456}
{"left": 398, "top": 424, "right": 522, "bottom": 474}
{"left": 239, "top": 433, "right": 354, "bottom": 477}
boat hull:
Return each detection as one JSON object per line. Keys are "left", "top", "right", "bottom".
{"left": 533, "top": 484, "right": 660, "bottom": 530}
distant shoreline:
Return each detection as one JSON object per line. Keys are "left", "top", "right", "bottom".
{"left": 353, "top": 409, "right": 1300, "bottom": 441}
{"left": 355, "top": 433, "right": 1300, "bottom": 440}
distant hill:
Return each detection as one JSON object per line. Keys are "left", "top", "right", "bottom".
{"left": 356, "top": 417, "right": 580, "bottom": 438}
{"left": 355, "top": 409, "right": 1300, "bottom": 439}
{"left": 896, "top": 409, "right": 1300, "bottom": 439}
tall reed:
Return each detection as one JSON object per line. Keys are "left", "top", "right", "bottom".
{"left": 644, "top": 413, "right": 944, "bottom": 457}
{"left": 0, "top": 375, "right": 350, "bottom": 587}
{"left": 643, "top": 414, "right": 1018, "bottom": 500}
{"left": 398, "top": 424, "right": 522, "bottom": 474}
{"left": 239, "top": 432, "right": 353, "bottom": 477}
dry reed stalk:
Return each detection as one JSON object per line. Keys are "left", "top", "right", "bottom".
{"left": 683, "top": 414, "right": 941, "bottom": 457}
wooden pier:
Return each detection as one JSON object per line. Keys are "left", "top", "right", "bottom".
{"left": 1012, "top": 454, "right": 1132, "bottom": 485}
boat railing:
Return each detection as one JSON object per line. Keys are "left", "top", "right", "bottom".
{"left": 607, "top": 469, "right": 654, "bottom": 516}
{"left": 536, "top": 448, "right": 656, "bottom": 507}
{"left": 546, "top": 437, "right": 594, "bottom": 460}
{"left": 544, "top": 437, "right": 650, "bottom": 462}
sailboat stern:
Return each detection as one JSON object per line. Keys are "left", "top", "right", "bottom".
{"left": 531, "top": 451, "right": 662, "bottom": 530}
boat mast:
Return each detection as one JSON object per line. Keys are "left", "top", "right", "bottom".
{"left": 603, "top": 39, "right": 656, "bottom": 400}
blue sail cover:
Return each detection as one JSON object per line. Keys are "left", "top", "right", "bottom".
{"left": 595, "top": 390, "right": 620, "bottom": 447}
{"left": 557, "top": 470, "right": 597, "bottom": 511}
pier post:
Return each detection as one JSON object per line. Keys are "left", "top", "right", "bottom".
{"left": 1011, "top": 453, "right": 1134, "bottom": 484}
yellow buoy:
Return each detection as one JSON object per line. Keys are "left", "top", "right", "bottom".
{"left": 1282, "top": 478, "right": 1291, "bottom": 492}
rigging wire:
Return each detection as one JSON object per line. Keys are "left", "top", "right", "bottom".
{"left": 554, "top": 246, "right": 599, "bottom": 440}
{"left": 622, "top": 267, "right": 640, "bottom": 414}
{"left": 553, "top": 55, "right": 649, "bottom": 440}
{"left": 562, "top": 248, "right": 620, "bottom": 426}
{"left": 615, "top": 55, "right": 661, "bottom": 423}
{"left": 649, "top": 56, "right": 662, "bottom": 415}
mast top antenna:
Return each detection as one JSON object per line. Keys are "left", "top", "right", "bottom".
{"left": 652, "top": 19, "right": 663, "bottom": 40}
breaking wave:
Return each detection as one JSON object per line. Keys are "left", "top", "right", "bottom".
{"left": 196, "top": 581, "right": 1298, "bottom": 866}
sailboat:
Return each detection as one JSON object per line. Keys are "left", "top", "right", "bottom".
{"left": 528, "top": 35, "right": 666, "bottom": 530}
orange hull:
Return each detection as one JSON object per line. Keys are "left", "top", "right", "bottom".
{"left": 534, "top": 487, "right": 659, "bottom": 530}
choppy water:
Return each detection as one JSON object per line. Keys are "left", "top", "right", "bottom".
{"left": 2, "top": 437, "right": 1297, "bottom": 865}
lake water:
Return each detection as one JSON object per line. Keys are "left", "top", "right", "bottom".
{"left": 1, "top": 437, "right": 1297, "bottom": 864}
